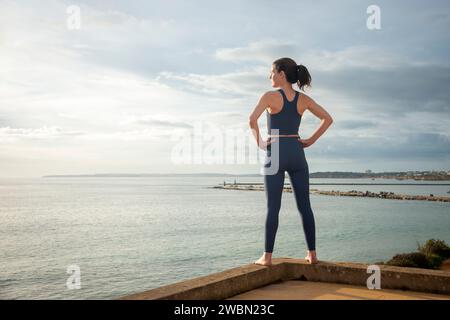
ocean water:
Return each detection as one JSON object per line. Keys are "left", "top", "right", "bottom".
{"left": 0, "top": 177, "right": 449, "bottom": 299}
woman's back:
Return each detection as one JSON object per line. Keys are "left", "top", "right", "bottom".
{"left": 266, "top": 89, "right": 302, "bottom": 135}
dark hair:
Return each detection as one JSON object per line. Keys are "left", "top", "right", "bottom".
{"left": 273, "top": 57, "right": 311, "bottom": 91}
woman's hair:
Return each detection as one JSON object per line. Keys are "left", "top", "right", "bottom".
{"left": 272, "top": 57, "right": 311, "bottom": 91}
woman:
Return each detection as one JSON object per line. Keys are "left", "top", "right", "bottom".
{"left": 249, "top": 57, "right": 333, "bottom": 266}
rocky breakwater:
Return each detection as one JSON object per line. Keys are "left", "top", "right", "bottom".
{"left": 310, "top": 189, "right": 450, "bottom": 202}
{"left": 212, "top": 184, "right": 450, "bottom": 202}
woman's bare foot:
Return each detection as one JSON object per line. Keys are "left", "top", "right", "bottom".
{"left": 254, "top": 252, "right": 273, "bottom": 266}
{"left": 304, "top": 250, "right": 318, "bottom": 264}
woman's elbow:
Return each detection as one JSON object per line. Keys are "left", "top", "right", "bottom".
{"left": 248, "top": 116, "right": 257, "bottom": 127}
{"left": 325, "top": 115, "right": 333, "bottom": 124}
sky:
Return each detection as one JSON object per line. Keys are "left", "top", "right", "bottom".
{"left": 0, "top": 0, "right": 449, "bottom": 177}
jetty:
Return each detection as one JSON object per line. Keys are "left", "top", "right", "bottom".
{"left": 212, "top": 184, "right": 450, "bottom": 202}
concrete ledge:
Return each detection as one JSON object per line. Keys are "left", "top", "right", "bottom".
{"left": 280, "top": 258, "right": 450, "bottom": 295}
{"left": 119, "top": 260, "right": 288, "bottom": 300}
{"left": 118, "top": 258, "right": 450, "bottom": 300}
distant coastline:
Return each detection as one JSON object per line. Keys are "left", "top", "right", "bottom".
{"left": 41, "top": 173, "right": 252, "bottom": 178}
{"left": 42, "top": 170, "right": 450, "bottom": 181}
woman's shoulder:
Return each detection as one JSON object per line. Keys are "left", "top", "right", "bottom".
{"left": 298, "top": 91, "right": 314, "bottom": 104}
{"left": 264, "top": 90, "right": 284, "bottom": 100}
{"left": 258, "top": 90, "right": 280, "bottom": 103}
{"left": 297, "top": 91, "right": 314, "bottom": 114}
{"left": 264, "top": 90, "right": 280, "bottom": 96}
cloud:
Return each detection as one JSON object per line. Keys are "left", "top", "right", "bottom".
{"left": 313, "top": 63, "right": 450, "bottom": 115}
{"left": 206, "top": 111, "right": 246, "bottom": 120}
{"left": 155, "top": 67, "right": 268, "bottom": 98}
{"left": 215, "top": 39, "right": 297, "bottom": 64}
{"left": 0, "top": 126, "right": 85, "bottom": 142}
{"left": 120, "top": 114, "right": 193, "bottom": 128}
{"left": 338, "top": 120, "right": 378, "bottom": 130}
{"left": 215, "top": 42, "right": 416, "bottom": 70}
{"left": 157, "top": 43, "right": 450, "bottom": 124}
{"left": 302, "top": 45, "right": 414, "bottom": 71}
{"left": 310, "top": 132, "right": 450, "bottom": 161}
{"left": 76, "top": 128, "right": 175, "bottom": 142}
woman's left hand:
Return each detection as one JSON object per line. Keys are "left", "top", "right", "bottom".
{"left": 298, "top": 137, "right": 315, "bottom": 148}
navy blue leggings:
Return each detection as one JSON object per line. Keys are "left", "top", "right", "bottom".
{"left": 263, "top": 138, "right": 316, "bottom": 252}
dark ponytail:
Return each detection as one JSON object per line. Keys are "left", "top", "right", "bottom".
{"left": 273, "top": 57, "right": 312, "bottom": 91}
{"left": 296, "top": 64, "right": 311, "bottom": 91}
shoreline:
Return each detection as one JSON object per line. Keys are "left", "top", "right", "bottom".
{"left": 212, "top": 184, "right": 450, "bottom": 202}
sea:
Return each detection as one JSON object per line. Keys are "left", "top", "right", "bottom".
{"left": 0, "top": 176, "right": 449, "bottom": 299}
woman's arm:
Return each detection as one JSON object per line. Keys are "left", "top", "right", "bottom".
{"left": 301, "top": 95, "right": 333, "bottom": 147}
{"left": 249, "top": 92, "right": 271, "bottom": 149}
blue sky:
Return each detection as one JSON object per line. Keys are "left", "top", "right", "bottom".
{"left": 0, "top": 0, "right": 449, "bottom": 177}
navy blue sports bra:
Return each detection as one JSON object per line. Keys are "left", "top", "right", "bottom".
{"left": 266, "top": 89, "right": 301, "bottom": 135}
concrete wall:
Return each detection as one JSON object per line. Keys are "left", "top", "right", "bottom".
{"left": 118, "top": 257, "right": 450, "bottom": 300}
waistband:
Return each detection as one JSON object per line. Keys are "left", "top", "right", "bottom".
{"left": 268, "top": 134, "right": 300, "bottom": 138}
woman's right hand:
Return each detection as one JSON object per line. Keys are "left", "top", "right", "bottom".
{"left": 298, "top": 137, "right": 315, "bottom": 148}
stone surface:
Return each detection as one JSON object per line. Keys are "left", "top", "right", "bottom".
{"left": 228, "top": 280, "right": 450, "bottom": 300}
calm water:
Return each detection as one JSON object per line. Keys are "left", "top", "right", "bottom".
{"left": 0, "top": 177, "right": 449, "bottom": 299}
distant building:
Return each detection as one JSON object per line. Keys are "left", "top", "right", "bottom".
{"left": 365, "top": 169, "right": 372, "bottom": 174}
